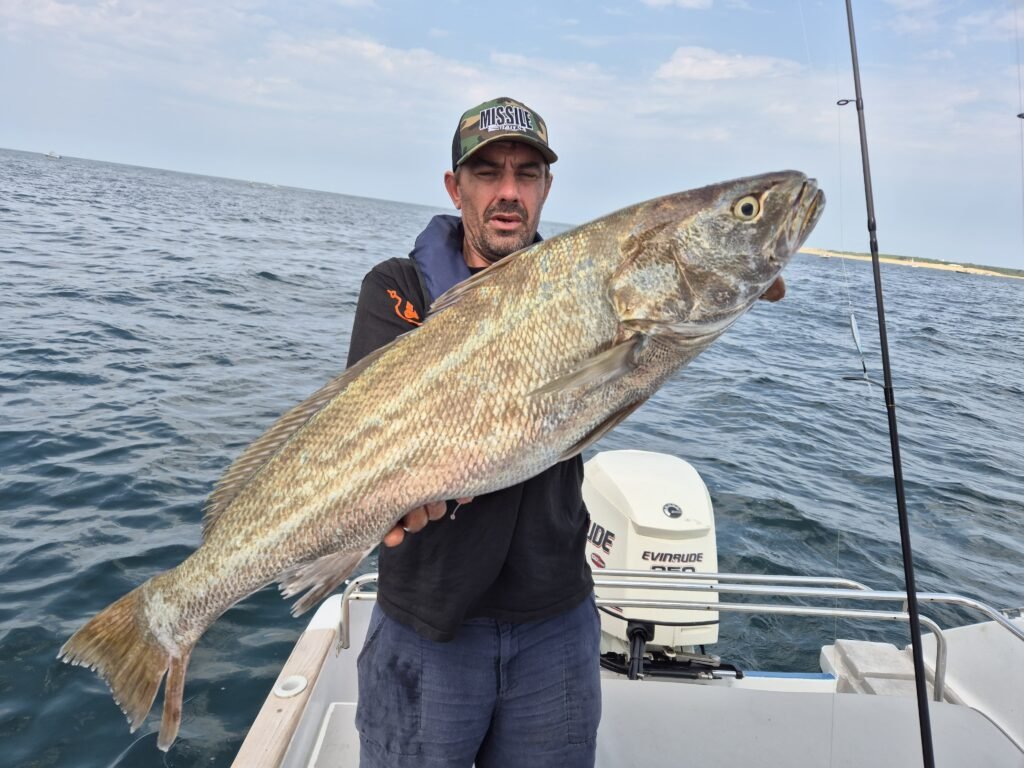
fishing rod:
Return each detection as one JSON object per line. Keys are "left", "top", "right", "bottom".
{"left": 837, "top": 3, "right": 936, "bottom": 767}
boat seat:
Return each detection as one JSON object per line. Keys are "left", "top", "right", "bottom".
{"left": 597, "top": 678, "right": 1024, "bottom": 768}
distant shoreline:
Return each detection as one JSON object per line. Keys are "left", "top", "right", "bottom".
{"left": 799, "top": 247, "right": 1024, "bottom": 280}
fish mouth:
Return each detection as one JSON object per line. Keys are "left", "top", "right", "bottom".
{"left": 783, "top": 178, "right": 825, "bottom": 256}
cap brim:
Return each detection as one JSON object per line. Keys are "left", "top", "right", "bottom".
{"left": 458, "top": 134, "right": 558, "bottom": 167}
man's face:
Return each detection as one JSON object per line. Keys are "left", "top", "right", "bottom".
{"left": 444, "top": 141, "right": 553, "bottom": 268}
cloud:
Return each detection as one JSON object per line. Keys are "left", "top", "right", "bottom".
{"left": 882, "top": 0, "right": 944, "bottom": 36}
{"left": 955, "top": 9, "right": 1019, "bottom": 43}
{"left": 489, "top": 53, "right": 611, "bottom": 85}
{"left": 2, "top": 0, "right": 1018, "bottom": 264}
{"left": 196, "top": 34, "right": 487, "bottom": 120}
{"left": 889, "top": 13, "right": 941, "bottom": 35}
{"left": 642, "top": 0, "right": 713, "bottom": 8}
{"left": 886, "top": 1, "right": 1021, "bottom": 43}
{"left": 655, "top": 46, "right": 801, "bottom": 81}
{"left": 0, "top": 0, "right": 248, "bottom": 49}
{"left": 918, "top": 48, "right": 954, "bottom": 62}
{"left": 884, "top": 0, "right": 937, "bottom": 10}
{"left": 562, "top": 33, "right": 613, "bottom": 48}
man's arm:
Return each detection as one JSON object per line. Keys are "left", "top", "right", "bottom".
{"left": 347, "top": 262, "right": 424, "bottom": 367}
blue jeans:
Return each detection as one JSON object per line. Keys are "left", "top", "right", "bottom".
{"left": 356, "top": 595, "right": 601, "bottom": 767}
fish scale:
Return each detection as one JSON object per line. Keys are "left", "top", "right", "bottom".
{"left": 59, "top": 170, "right": 823, "bottom": 751}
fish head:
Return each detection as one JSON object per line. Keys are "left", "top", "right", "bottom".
{"left": 611, "top": 170, "right": 824, "bottom": 340}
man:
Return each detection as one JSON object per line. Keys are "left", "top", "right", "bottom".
{"left": 346, "top": 97, "right": 601, "bottom": 768}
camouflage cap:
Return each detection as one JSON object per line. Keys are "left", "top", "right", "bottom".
{"left": 452, "top": 97, "right": 557, "bottom": 170}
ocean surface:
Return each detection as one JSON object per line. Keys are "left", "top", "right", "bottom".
{"left": 2, "top": 147, "right": 1022, "bottom": 767}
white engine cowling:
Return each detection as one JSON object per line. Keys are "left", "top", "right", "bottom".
{"left": 583, "top": 450, "right": 719, "bottom": 653}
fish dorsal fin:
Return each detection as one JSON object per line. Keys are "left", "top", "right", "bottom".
{"left": 201, "top": 342, "right": 393, "bottom": 538}
{"left": 530, "top": 335, "right": 642, "bottom": 399}
{"left": 429, "top": 242, "right": 535, "bottom": 315}
{"left": 555, "top": 397, "right": 647, "bottom": 463}
{"left": 279, "top": 546, "right": 373, "bottom": 616}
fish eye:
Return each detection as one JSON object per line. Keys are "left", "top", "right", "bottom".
{"left": 733, "top": 195, "right": 760, "bottom": 221}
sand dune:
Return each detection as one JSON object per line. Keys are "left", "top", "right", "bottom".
{"left": 800, "top": 247, "right": 1021, "bottom": 280}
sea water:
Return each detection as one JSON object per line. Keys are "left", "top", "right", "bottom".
{"left": 2, "top": 147, "right": 1022, "bottom": 767}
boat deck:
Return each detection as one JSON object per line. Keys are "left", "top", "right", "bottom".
{"left": 303, "top": 674, "right": 1022, "bottom": 767}
{"left": 236, "top": 596, "right": 1024, "bottom": 768}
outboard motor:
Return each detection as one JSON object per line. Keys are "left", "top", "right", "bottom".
{"left": 583, "top": 450, "right": 723, "bottom": 677}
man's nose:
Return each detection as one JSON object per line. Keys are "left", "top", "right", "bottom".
{"left": 496, "top": 170, "right": 520, "bottom": 201}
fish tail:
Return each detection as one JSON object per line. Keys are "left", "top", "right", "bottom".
{"left": 58, "top": 585, "right": 193, "bottom": 751}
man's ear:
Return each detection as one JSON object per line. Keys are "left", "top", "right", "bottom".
{"left": 444, "top": 170, "right": 462, "bottom": 210}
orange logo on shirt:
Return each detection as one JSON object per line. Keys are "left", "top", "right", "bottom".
{"left": 387, "top": 289, "right": 422, "bottom": 326}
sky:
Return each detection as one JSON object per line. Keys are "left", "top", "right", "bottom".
{"left": 2, "top": 0, "right": 1024, "bottom": 269}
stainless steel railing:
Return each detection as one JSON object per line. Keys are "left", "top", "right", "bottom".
{"left": 337, "top": 568, "right": 1024, "bottom": 703}
{"left": 592, "top": 569, "right": 1024, "bottom": 642}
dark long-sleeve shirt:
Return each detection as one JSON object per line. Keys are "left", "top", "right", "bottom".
{"left": 346, "top": 256, "right": 594, "bottom": 642}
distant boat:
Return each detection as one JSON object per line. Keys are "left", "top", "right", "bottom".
{"left": 43, "top": 151, "right": 61, "bottom": 159}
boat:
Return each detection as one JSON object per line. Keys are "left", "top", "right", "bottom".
{"left": 43, "top": 150, "right": 61, "bottom": 159}
{"left": 231, "top": 450, "right": 1024, "bottom": 767}
{"left": 236, "top": 7, "right": 1024, "bottom": 764}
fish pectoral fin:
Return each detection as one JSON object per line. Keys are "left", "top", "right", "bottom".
{"left": 554, "top": 398, "right": 648, "bottom": 462}
{"left": 530, "top": 335, "right": 642, "bottom": 399}
{"left": 279, "top": 547, "right": 373, "bottom": 617}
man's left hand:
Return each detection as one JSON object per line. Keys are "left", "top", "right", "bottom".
{"left": 383, "top": 498, "right": 474, "bottom": 547}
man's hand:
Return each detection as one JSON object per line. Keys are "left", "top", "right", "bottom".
{"left": 383, "top": 498, "right": 474, "bottom": 547}
{"left": 759, "top": 275, "right": 786, "bottom": 302}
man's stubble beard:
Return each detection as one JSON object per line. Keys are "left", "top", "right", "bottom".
{"left": 477, "top": 229, "right": 533, "bottom": 263}
{"left": 472, "top": 202, "right": 534, "bottom": 264}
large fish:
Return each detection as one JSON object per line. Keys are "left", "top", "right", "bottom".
{"left": 59, "top": 171, "right": 823, "bottom": 749}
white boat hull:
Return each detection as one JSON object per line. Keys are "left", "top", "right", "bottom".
{"left": 235, "top": 593, "right": 1024, "bottom": 768}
